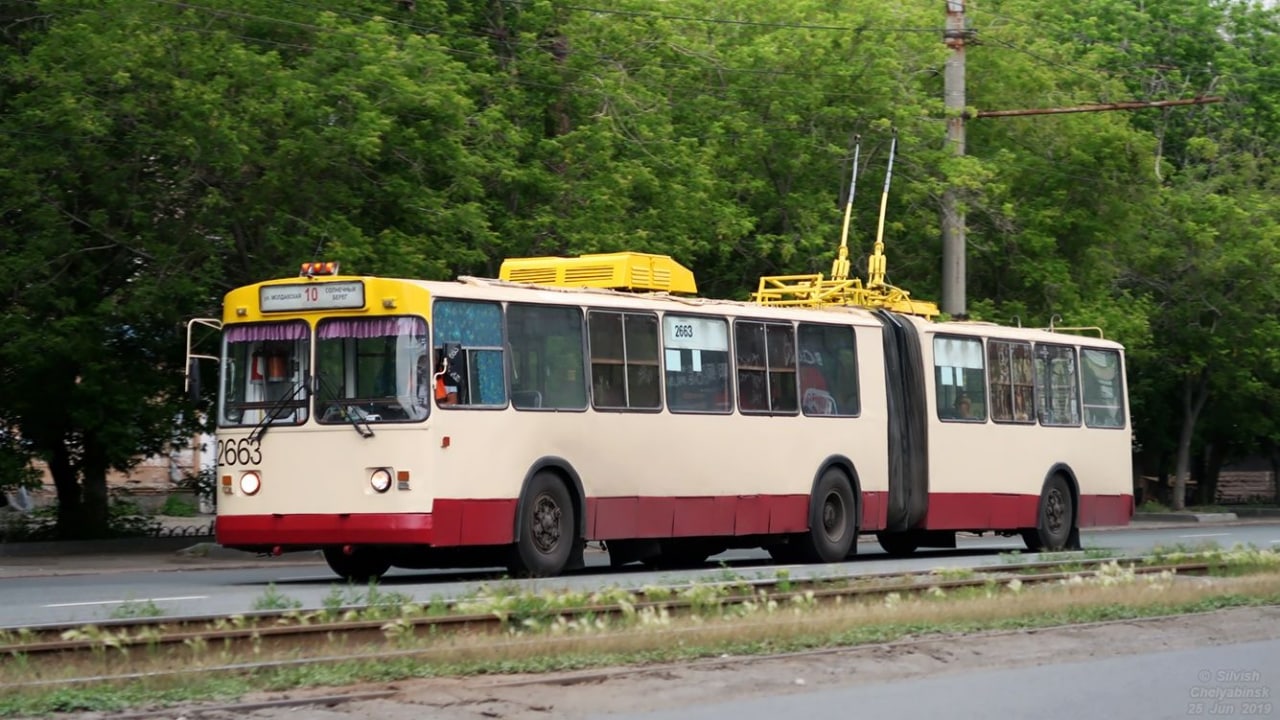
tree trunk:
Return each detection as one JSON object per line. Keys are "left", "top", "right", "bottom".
{"left": 1171, "top": 369, "right": 1210, "bottom": 511}
{"left": 80, "top": 465, "right": 110, "bottom": 538}
{"left": 49, "top": 442, "right": 84, "bottom": 539}
{"left": 1270, "top": 444, "right": 1280, "bottom": 506}
{"left": 49, "top": 440, "right": 111, "bottom": 539}
{"left": 1197, "top": 442, "right": 1224, "bottom": 507}
{"left": 1172, "top": 423, "right": 1194, "bottom": 511}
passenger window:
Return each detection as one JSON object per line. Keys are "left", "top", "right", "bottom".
{"left": 735, "top": 320, "right": 797, "bottom": 415}
{"left": 797, "top": 323, "right": 859, "bottom": 416}
{"left": 1081, "top": 348, "right": 1125, "bottom": 428}
{"left": 589, "top": 311, "right": 661, "bottom": 410}
{"left": 432, "top": 300, "right": 507, "bottom": 407}
{"left": 1034, "top": 344, "right": 1081, "bottom": 426}
{"left": 663, "top": 315, "right": 731, "bottom": 413}
{"left": 507, "top": 304, "right": 587, "bottom": 410}
{"left": 933, "top": 336, "right": 986, "bottom": 421}
{"left": 987, "top": 340, "right": 1035, "bottom": 424}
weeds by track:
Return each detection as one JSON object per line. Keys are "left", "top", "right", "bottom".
{"left": 0, "top": 555, "right": 1212, "bottom": 664}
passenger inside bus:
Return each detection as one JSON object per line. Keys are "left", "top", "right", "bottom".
{"left": 799, "top": 349, "right": 836, "bottom": 415}
{"left": 954, "top": 393, "right": 973, "bottom": 419}
{"left": 433, "top": 343, "right": 469, "bottom": 406}
{"left": 435, "top": 367, "right": 458, "bottom": 405}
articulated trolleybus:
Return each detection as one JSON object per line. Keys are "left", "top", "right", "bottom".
{"left": 188, "top": 252, "right": 1132, "bottom": 581}
{"left": 187, "top": 171, "right": 1131, "bottom": 584}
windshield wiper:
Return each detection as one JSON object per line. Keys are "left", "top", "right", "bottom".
{"left": 315, "top": 374, "right": 375, "bottom": 438}
{"left": 248, "top": 380, "right": 308, "bottom": 443}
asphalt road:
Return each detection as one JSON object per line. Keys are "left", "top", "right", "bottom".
{"left": 596, "top": 638, "right": 1280, "bottom": 720}
{"left": 1, "top": 521, "right": 1278, "bottom": 629}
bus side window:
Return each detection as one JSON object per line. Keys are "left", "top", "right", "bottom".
{"left": 1081, "top": 348, "right": 1125, "bottom": 428}
{"left": 1034, "top": 344, "right": 1081, "bottom": 426}
{"left": 988, "top": 340, "right": 1035, "bottom": 424}
{"left": 663, "top": 314, "right": 731, "bottom": 414}
{"left": 433, "top": 299, "right": 507, "bottom": 407}
{"left": 507, "top": 303, "right": 587, "bottom": 411}
{"left": 933, "top": 335, "right": 986, "bottom": 421}
{"left": 798, "top": 323, "right": 859, "bottom": 416}
{"left": 734, "top": 320, "right": 797, "bottom": 415}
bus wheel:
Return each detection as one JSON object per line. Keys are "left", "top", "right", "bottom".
{"left": 876, "top": 532, "right": 919, "bottom": 557}
{"left": 1029, "top": 474, "right": 1074, "bottom": 552}
{"left": 509, "top": 471, "right": 576, "bottom": 577}
{"left": 322, "top": 547, "right": 390, "bottom": 583}
{"left": 798, "top": 469, "right": 856, "bottom": 563}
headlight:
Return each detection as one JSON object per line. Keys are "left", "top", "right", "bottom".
{"left": 370, "top": 468, "right": 393, "bottom": 494}
{"left": 239, "top": 471, "right": 261, "bottom": 496}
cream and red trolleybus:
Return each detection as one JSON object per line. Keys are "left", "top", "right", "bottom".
{"left": 188, "top": 157, "right": 1131, "bottom": 582}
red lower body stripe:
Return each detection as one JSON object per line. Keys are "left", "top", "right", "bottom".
{"left": 216, "top": 493, "right": 1132, "bottom": 548}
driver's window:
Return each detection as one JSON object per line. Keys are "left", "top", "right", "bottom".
{"left": 219, "top": 321, "right": 310, "bottom": 427}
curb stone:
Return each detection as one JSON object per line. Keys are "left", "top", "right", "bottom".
{"left": 1133, "top": 512, "right": 1239, "bottom": 523}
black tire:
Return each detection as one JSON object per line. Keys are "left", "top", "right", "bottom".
{"left": 508, "top": 471, "right": 576, "bottom": 577}
{"left": 1028, "top": 474, "right": 1075, "bottom": 552}
{"left": 876, "top": 531, "right": 919, "bottom": 557}
{"left": 322, "top": 546, "right": 391, "bottom": 583}
{"left": 796, "top": 468, "right": 857, "bottom": 563}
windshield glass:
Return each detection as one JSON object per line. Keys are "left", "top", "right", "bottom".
{"left": 315, "top": 317, "right": 429, "bottom": 423}
{"left": 220, "top": 321, "right": 311, "bottom": 427}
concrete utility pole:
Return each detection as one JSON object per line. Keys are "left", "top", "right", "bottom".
{"left": 941, "top": 0, "right": 973, "bottom": 318}
{"left": 936, "top": 1, "right": 1218, "bottom": 320}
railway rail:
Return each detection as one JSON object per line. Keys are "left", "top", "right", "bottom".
{"left": 0, "top": 555, "right": 1212, "bottom": 669}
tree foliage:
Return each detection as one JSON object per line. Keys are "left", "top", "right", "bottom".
{"left": 3, "top": 0, "right": 1280, "bottom": 534}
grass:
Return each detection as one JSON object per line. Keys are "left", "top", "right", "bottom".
{"left": 158, "top": 495, "right": 198, "bottom": 518}
{"left": 108, "top": 599, "right": 165, "bottom": 620}
{"left": 250, "top": 583, "right": 302, "bottom": 612}
{"left": 1, "top": 549, "right": 1278, "bottom": 716}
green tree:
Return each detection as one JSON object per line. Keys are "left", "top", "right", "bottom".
{"left": 0, "top": 0, "right": 501, "bottom": 536}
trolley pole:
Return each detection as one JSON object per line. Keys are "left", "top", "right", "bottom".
{"left": 941, "top": 0, "right": 971, "bottom": 318}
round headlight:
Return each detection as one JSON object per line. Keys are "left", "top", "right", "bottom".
{"left": 239, "top": 471, "right": 261, "bottom": 496}
{"left": 370, "top": 468, "right": 393, "bottom": 494}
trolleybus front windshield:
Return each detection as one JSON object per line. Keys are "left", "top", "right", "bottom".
{"left": 315, "top": 316, "right": 429, "bottom": 423}
{"left": 220, "top": 321, "right": 311, "bottom": 427}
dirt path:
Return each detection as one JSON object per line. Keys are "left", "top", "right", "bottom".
{"left": 157, "top": 605, "right": 1280, "bottom": 720}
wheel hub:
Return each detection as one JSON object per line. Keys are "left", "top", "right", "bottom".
{"left": 531, "top": 494, "right": 562, "bottom": 553}
{"left": 821, "top": 492, "right": 846, "bottom": 540}
{"left": 1045, "top": 489, "right": 1065, "bottom": 533}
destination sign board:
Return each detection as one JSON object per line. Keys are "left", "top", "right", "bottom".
{"left": 259, "top": 281, "right": 365, "bottom": 312}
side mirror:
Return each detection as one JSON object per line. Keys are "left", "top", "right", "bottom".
{"left": 187, "top": 358, "right": 202, "bottom": 404}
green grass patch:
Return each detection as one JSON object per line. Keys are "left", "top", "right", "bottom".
{"left": 159, "top": 495, "right": 198, "bottom": 518}
{"left": 108, "top": 599, "right": 166, "bottom": 620}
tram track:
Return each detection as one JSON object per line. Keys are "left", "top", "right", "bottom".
{"left": 0, "top": 555, "right": 1212, "bottom": 667}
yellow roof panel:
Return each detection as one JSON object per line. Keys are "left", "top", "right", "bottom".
{"left": 499, "top": 252, "right": 697, "bottom": 294}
